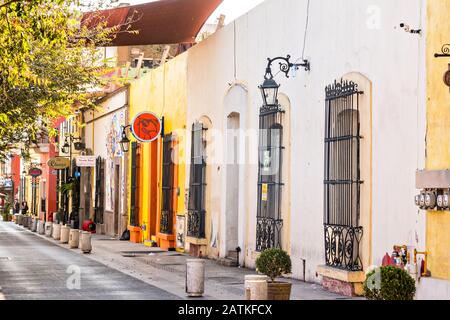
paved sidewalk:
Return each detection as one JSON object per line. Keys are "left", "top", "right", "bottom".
{"left": 29, "top": 226, "right": 358, "bottom": 300}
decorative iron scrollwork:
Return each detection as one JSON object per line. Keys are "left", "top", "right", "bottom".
{"left": 325, "top": 79, "right": 361, "bottom": 99}
{"left": 160, "top": 210, "right": 171, "bottom": 234}
{"left": 187, "top": 210, "right": 205, "bottom": 238}
{"left": 324, "top": 224, "right": 363, "bottom": 271}
{"left": 264, "top": 55, "right": 310, "bottom": 80}
{"left": 256, "top": 217, "right": 283, "bottom": 252}
{"left": 435, "top": 44, "right": 450, "bottom": 58}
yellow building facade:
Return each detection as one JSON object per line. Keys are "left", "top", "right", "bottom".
{"left": 425, "top": 0, "right": 450, "bottom": 280}
{"left": 127, "top": 53, "right": 188, "bottom": 250}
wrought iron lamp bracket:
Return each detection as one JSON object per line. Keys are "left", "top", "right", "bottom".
{"left": 264, "top": 55, "right": 310, "bottom": 80}
{"left": 435, "top": 44, "right": 450, "bottom": 58}
{"left": 121, "top": 124, "right": 131, "bottom": 133}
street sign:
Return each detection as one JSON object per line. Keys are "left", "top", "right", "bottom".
{"left": 131, "top": 111, "right": 162, "bottom": 143}
{"left": 28, "top": 168, "right": 42, "bottom": 177}
{"left": 47, "top": 157, "right": 70, "bottom": 170}
{"left": 76, "top": 156, "right": 96, "bottom": 167}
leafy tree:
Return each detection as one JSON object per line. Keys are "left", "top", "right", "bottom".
{"left": 0, "top": 0, "right": 135, "bottom": 159}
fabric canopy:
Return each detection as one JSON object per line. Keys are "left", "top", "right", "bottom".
{"left": 82, "top": 0, "right": 223, "bottom": 46}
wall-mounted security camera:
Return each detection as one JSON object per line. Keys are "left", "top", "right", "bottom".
{"left": 399, "top": 23, "right": 421, "bottom": 35}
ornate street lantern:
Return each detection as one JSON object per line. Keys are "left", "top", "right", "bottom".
{"left": 119, "top": 125, "right": 131, "bottom": 153}
{"left": 62, "top": 137, "right": 70, "bottom": 154}
{"left": 259, "top": 77, "right": 280, "bottom": 107}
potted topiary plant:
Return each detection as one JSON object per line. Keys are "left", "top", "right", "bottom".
{"left": 255, "top": 248, "right": 292, "bottom": 300}
{"left": 363, "top": 265, "right": 416, "bottom": 300}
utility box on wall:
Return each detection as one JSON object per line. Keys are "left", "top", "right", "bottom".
{"left": 415, "top": 170, "right": 450, "bottom": 210}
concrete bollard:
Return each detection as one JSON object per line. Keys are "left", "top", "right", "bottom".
{"left": 245, "top": 275, "right": 269, "bottom": 300}
{"left": 27, "top": 217, "right": 33, "bottom": 229}
{"left": 31, "top": 218, "right": 38, "bottom": 232}
{"left": 17, "top": 214, "right": 24, "bottom": 226}
{"left": 80, "top": 231, "right": 92, "bottom": 253}
{"left": 37, "top": 220, "right": 45, "bottom": 235}
{"left": 186, "top": 259, "right": 205, "bottom": 297}
{"left": 60, "top": 225, "right": 70, "bottom": 244}
{"left": 52, "top": 223, "right": 61, "bottom": 240}
{"left": 24, "top": 216, "right": 30, "bottom": 228}
{"left": 248, "top": 279, "right": 268, "bottom": 300}
{"left": 69, "top": 229, "right": 80, "bottom": 248}
{"left": 21, "top": 216, "right": 27, "bottom": 227}
{"left": 44, "top": 221, "right": 53, "bottom": 237}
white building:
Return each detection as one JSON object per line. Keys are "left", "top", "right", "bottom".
{"left": 183, "top": 0, "right": 427, "bottom": 296}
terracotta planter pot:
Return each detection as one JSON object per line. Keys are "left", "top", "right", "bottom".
{"left": 267, "top": 282, "right": 292, "bottom": 300}
{"left": 128, "top": 226, "right": 142, "bottom": 243}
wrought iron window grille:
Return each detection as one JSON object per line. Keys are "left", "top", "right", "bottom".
{"left": 130, "top": 142, "right": 140, "bottom": 227}
{"left": 94, "top": 156, "right": 105, "bottom": 225}
{"left": 256, "top": 105, "right": 284, "bottom": 252}
{"left": 187, "top": 122, "right": 207, "bottom": 239}
{"left": 160, "top": 134, "right": 175, "bottom": 235}
{"left": 323, "top": 79, "right": 364, "bottom": 271}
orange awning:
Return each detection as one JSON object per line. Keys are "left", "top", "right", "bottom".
{"left": 82, "top": 0, "right": 223, "bottom": 46}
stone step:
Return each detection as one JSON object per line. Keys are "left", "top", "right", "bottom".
{"left": 217, "top": 257, "right": 238, "bottom": 267}
{"left": 227, "top": 250, "right": 239, "bottom": 259}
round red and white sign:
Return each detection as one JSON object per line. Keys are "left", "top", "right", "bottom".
{"left": 131, "top": 112, "right": 162, "bottom": 143}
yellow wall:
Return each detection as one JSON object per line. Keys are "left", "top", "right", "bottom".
{"left": 128, "top": 53, "right": 188, "bottom": 243}
{"left": 425, "top": 0, "right": 450, "bottom": 279}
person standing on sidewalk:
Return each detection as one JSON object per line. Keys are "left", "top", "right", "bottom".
{"left": 21, "top": 201, "right": 28, "bottom": 215}
{"left": 13, "top": 200, "right": 20, "bottom": 214}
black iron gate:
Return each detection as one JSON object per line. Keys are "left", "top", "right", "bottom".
{"left": 187, "top": 122, "right": 207, "bottom": 238}
{"left": 130, "top": 142, "right": 140, "bottom": 227}
{"left": 62, "top": 167, "right": 70, "bottom": 223}
{"left": 160, "top": 134, "right": 175, "bottom": 234}
{"left": 94, "top": 156, "right": 104, "bottom": 224}
{"left": 256, "top": 105, "right": 284, "bottom": 252}
{"left": 70, "top": 159, "right": 81, "bottom": 228}
{"left": 324, "top": 79, "right": 364, "bottom": 271}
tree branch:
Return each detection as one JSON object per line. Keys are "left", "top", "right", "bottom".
{"left": 0, "top": 0, "right": 29, "bottom": 9}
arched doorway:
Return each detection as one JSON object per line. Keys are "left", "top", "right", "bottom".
{"left": 225, "top": 112, "right": 240, "bottom": 255}
{"left": 222, "top": 84, "right": 248, "bottom": 264}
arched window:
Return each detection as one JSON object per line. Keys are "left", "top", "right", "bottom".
{"left": 324, "top": 79, "right": 363, "bottom": 271}
{"left": 256, "top": 106, "right": 284, "bottom": 252}
{"left": 187, "top": 122, "right": 207, "bottom": 238}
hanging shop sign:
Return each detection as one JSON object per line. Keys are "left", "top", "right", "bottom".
{"left": 47, "top": 157, "right": 70, "bottom": 170}
{"left": 28, "top": 168, "right": 42, "bottom": 177}
{"left": 131, "top": 111, "right": 162, "bottom": 143}
{"left": 75, "top": 156, "right": 96, "bottom": 167}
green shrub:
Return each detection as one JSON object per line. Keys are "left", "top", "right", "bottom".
{"left": 363, "top": 266, "right": 416, "bottom": 300}
{"left": 255, "top": 248, "right": 292, "bottom": 282}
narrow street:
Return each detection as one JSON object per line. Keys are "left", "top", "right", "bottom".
{"left": 0, "top": 221, "right": 179, "bottom": 300}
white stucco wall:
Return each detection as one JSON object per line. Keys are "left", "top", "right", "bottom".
{"left": 84, "top": 89, "right": 128, "bottom": 235}
{"left": 186, "top": 0, "right": 427, "bottom": 282}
